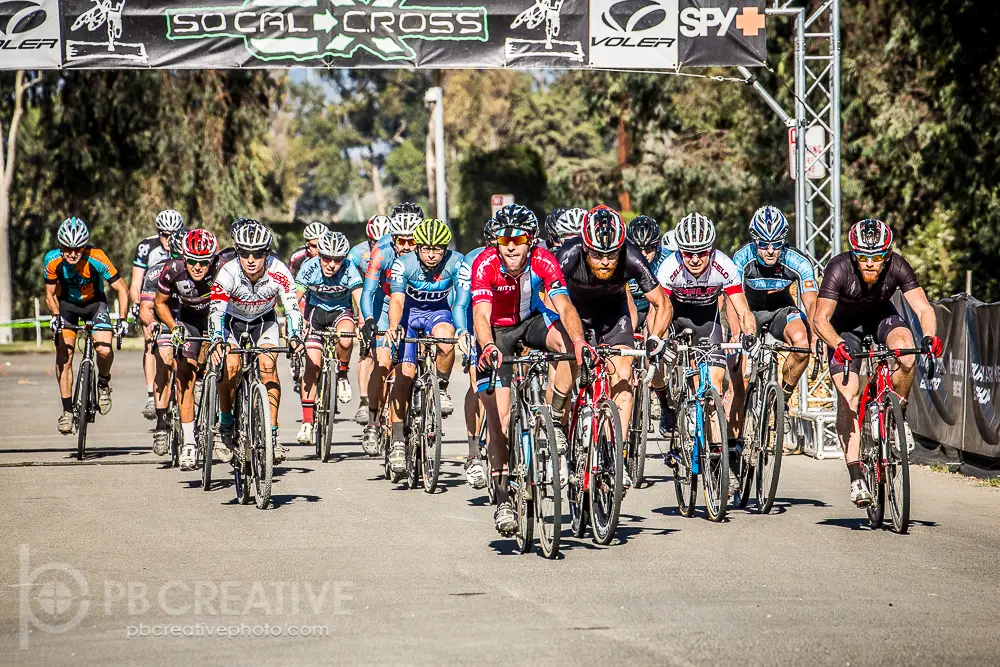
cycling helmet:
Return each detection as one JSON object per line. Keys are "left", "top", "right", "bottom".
{"left": 183, "top": 229, "right": 218, "bottom": 260}
{"left": 491, "top": 204, "right": 538, "bottom": 238}
{"left": 229, "top": 217, "right": 254, "bottom": 239}
{"left": 232, "top": 220, "right": 273, "bottom": 251}
{"left": 848, "top": 218, "right": 893, "bottom": 254}
{"left": 414, "top": 219, "right": 453, "bottom": 247}
{"left": 155, "top": 209, "right": 185, "bottom": 233}
{"left": 366, "top": 214, "right": 391, "bottom": 241}
{"left": 389, "top": 210, "right": 421, "bottom": 237}
{"left": 391, "top": 202, "right": 424, "bottom": 219}
{"left": 303, "top": 221, "right": 328, "bottom": 241}
{"left": 749, "top": 206, "right": 789, "bottom": 243}
{"left": 675, "top": 213, "right": 716, "bottom": 252}
{"left": 483, "top": 219, "right": 498, "bottom": 243}
{"left": 57, "top": 217, "right": 90, "bottom": 248}
{"left": 582, "top": 205, "right": 627, "bottom": 253}
{"left": 660, "top": 229, "right": 678, "bottom": 254}
{"left": 169, "top": 228, "right": 189, "bottom": 258}
{"left": 318, "top": 231, "right": 351, "bottom": 258}
{"left": 627, "top": 215, "right": 661, "bottom": 249}
{"left": 544, "top": 208, "right": 566, "bottom": 237}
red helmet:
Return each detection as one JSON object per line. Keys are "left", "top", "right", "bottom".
{"left": 848, "top": 218, "right": 893, "bottom": 254}
{"left": 183, "top": 229, "right": 218, "bottom": 260}
{"left": 582, "top": 205, "right": 626, "bottom": 253}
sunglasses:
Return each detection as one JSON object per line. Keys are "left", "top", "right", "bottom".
{"left": 755, "top": 240, "right": 784, "bottom": 251}
{"left": 586, "top": 248, "right": 619, "bottom": 261}
{"left": 854, "top": 251, "right": 888, "bottom": 263}
{"left": 498, "top": 235, "right": 529, "bottom": 246}
{"left": 681, "top": 249, "right": 712, "bottom": 259}
{"left": 395, "top": 237, "right": 416, "bottom": 248}
{"left": 320, "top": 255, "right": 345, "bottom": 263}
{"left": 237, "top": 249, "right": 267, "bottom": 260}
{"left": 185, "top": 258, "right": 213, "bottom": 268}
{"left": 158, "top": 231, "right": 172, "bottom": 238}
{"left": 419, "top": 245, "right": 446, "bottom": 255}
{"left": 61, "top": 247, "right": 83, "bottom": 256}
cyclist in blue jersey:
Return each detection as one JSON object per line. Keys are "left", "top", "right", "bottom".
{"left": 294, "top": 231, "right": 363, "bottom": 446}
{"left": 358, "top": 204, "right": 421, "bottom": 455}
{"left": 384, "top": 219, "right": 472, "bottom": 474}
{"left": 347, "top": 214, "right": 391, "bottom": 426}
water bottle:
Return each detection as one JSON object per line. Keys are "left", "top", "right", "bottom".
{"left": 869, "top": 408, "right": 880, "bottom": 441}
{"left": 685, "top": 401, "right": 697, "bottom": 437}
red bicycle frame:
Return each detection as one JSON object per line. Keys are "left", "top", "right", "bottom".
{"left": 569, "top": 351, "right": 614, "bottom": 494}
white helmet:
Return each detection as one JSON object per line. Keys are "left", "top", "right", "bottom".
{"left": 318, "top": 231, "right": 350, "bottom": 258}
{"left": 660, "top": 229, "right": 678, "bottom": 253}
{"left": 303, "top": 221, "right": 328, "bottom": 241}
{"left": 232, "top": 220, "right": 273, "bottom": 251}
{"left": 675, "top": 213, "right": 716, "bottom": 252}
{"left": 553, "top": 208, "right": 586, "bottom": 238}
{"left": 57, "top": 217, "right": 90, "bottom": 248}
{"left": 366, "top": 214, "right": 392, "bottom": 241}
{"left": 155, "top": 209, "right": 185, "bottom": 233}
{"left": 389, "top": 211, "right": 421, "bottom": 237}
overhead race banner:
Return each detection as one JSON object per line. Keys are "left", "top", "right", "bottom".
{"left": 1, "top": 0, "right": 765, "bottom": 69}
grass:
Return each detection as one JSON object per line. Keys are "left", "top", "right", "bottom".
{"left": 980, "top": 477, "right": 1000, "bottom": 488}
{"left": 0, "top": 337, "right": 145, "bottom": 355}
{"left": 929, "top": 464, "right": 951, "bottom": 474}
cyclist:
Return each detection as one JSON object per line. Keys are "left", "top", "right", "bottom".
{"left": 650, "top": 226, "right": 679, "bottom": 423}
{"left": 472, "top": 204, "right": 588, "bottom": 536}
{"left": 357, "top": 204, "right": 421, "bottom": 455}
{"left": 287, "top": 221, "right": 329, "bottom": 277}
{"left": 140, "top": 228, "right": 187, "bottom": 456}
{"left": 153, "top": 229, "right": 224, "bottom": 469}
{"left": 295, "top": 231, "right": 363, "bottom": 446}
{"left": 385, "top": 219, "right": 472, "bottom": 474}
{"left": 209, "top": 220, "right": 303, "bottom": 464}
{"left": 625, "top": 215, "right": 665, "bottom": 332}
{"left": 655, "top": 213, "right": 757, "bottom": 493}
{"left": 545, "top": 207, "right": 586, "bottom": 252}
{"left": 558, "top": 205, "right": 671, "bottom": 488}
{"left": 132, "top": 210, "right": 184, "bottom": 421}
{"left": 347, "top": 214, "right": 391, "bottom": 425}
{"left": 44, "top": 218, "right": 130, "bottom": 433}
{"left": 811, "top": 218, "right": 941, "bottom": 507}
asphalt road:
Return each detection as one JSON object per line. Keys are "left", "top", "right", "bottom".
{"left": 2, "top": 350, "right": 999, "bottom": 666}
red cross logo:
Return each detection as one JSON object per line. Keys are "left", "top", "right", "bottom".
{"left": 736, "top": 6, "right": 766, "bottom": 37}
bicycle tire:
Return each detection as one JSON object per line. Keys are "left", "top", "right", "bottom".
{"left": 589, "top": 398, "right": 624, "bottom": 545}
{"left": 735, "top": 386, "right": 756, "bottom": 509}
{"left": 532, "top": 407, "right": 561, "bottom": 559}
{"left": 320, "top": 363, "right": 337, "bottom": 463}
{"left": 169, "top": 402, "right": 182, "bottom": 469}
{"left": 421, "top": 374, "right": 443, "bottom": 493}
{"left": 861, "top": 401, "right": 885, "bottom": 529}
{"left": 569, "top": 406, "right": 590, "bottom": 538}
{"left": 701, "top": 388, "right": 729, "bottom": 522}
{"left": 75, "top": 360, "right": 92, "bottom": 461}
{"left": 235, "top": 390, "right": 254, "bottom": 505}
{"left": 884, "top": 393, "right": 910, "bottom": 534}
{"left": 509, "top": 404, "right": 534, "bottom": 553}
{"left": 672, "top": 401, "right": 697, "bottom": 518}
{"left": 314, "top": 366, "right": 325, "bottom": 460}
{"left": 197, "top": 372, "right": 217, "bottom": 491}
{"left": 754, "top": 382, "right": 784, "bottom": 514}
{"left": 250, "top": 383, "right": 273, "bottom": 509}
{"left": 629, "top": 381, "right": 650, "bottom": 488}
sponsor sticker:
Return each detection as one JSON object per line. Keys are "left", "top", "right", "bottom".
{"left": 0, "top": 0, "right": 61, "bottom": 67}
{"left": 588, "top": 0, "right": 678, "bottom": 69}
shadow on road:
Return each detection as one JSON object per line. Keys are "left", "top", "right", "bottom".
{"left": 817, "top": 516, "right": 938, "bottom": 531}
{"left": 270, "top": 493, "right": 322, "bottom": 508}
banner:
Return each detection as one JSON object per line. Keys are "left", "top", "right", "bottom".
{"left": 1, "top": 0, "right": 765, "bottom": 69}
{"left": 966, "top": 300, "right": 1000, "bottom": 457}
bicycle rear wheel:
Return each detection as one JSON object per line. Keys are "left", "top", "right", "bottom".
{"left": 421, "top": 375, "right": 443, "bottom": 493}
{"left": 701, "top": 388, "right": 729, "bottom": 522}
{"left": 250, "top": 384, "right": 273, "bottom": 509}
{"left": 532, "top": 407, "right": 561, "bottom": 559}
{"left": 197, "top": 372, "right": 218, "bottom": 491}
{"left": 509, "top": 406, "right": 534, "bottom": 553}
{"left": 754, "top": 382, "right": 785, "bottom": 514}
{"left": 74, "top": 360, "right": 92, "bottom": 461}
{"left": 884, "top": 394, "right": 910, "bottom": 534}
{"left": 629, "top": 381, "right": 650, "bottom": 488}
{"left": 589, "top": 399, "right": 624, "bottom": 545}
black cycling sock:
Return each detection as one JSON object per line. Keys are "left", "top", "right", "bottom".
{"left": 781, "top": 381, "right": 796, "bottom": 404}
{"left": 437, "top": 369, "right": 449, "bottom": 388}
{"left": 654, "top": 387, "right": 670, "bottom": 411}
{"left": 467, "top": 436, "right": 479, "bottom": 460}
{"left": 98, "top": 374, "right": 111, "bottom": 388}
{"left": 155, "top": 408, "right": 168, "bottom": 430}
{"left": 847, "top": 461, "right": 864, "bottom": 483}
{"left": 391, "top": 421, "right": 404, "bottom": 443}
{"left": 61, "top": 397, "right": 73, "bottom": 412}
{"left": 146, "top": 390, "right": 154, "bottom": 400}
{"left": 551, "top": 389, "right": 569, "bottom": 419}
{"left": 493, "top": 471, "right": 509, "bottom": 506}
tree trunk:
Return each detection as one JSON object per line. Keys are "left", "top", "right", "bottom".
{"left": 368, "top": 156, "right": 387, "bottom": 216}
{"left": 616, "top": 97, "right": 632, "bottom": 214}
{"left": 426, "top": 129, "right": 436, "bottom": 216}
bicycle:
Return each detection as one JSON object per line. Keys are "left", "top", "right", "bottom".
{"left": 193, "top": 339, "right": 221, "bottom": 491}
{"left": 395, "top": 333, "right": 458, "bottom": 493}
{"left": 309, "top": 329, "right": 356, "bottom": 463}
{"left": 487, "top": 349, "right": 574, "bottom": 558}
{"left": 626, "top": 332, "right": 652, "bottom": 489}
{"left": 843, "top": 336, "right": 934, "bottom": 533}
{"left": 666, "top": 330, "right": 741, "bottom": 522}
{"left": 59, "top": 320, "right": 123, "bottom": 461}
{"left": 226, "top": 332, "right": 295, "bottom": 510}
{"left": 567, "top": 345, "right": 646, "bottom": 545}
{"left": 734, "top": 337, "right": 812, "bottom": 513}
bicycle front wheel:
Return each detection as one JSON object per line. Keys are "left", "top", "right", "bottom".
{"left": 629, "top": 381, "right": 650, "bottom": 488}
{"left": 250, "top": 383, "right": 274, "bottom": 509}
{"left": 169, "top": 403, "right": 182, "bottom": 469}
{"left": 861, "top": 400, "right": 885, "bottom": 529}
{"left": 884, "top": 393, "right": 910, "bottom": 533}
{"left": 589, "top": 399, "right": 624, "bottom": 545}
{"left": 509, "top": 406, "right": 534, "bottom": 554}
{"left": 532, "top": 407, "right": 561, "bottom": 559}
{"left": 421, "top": 375, "right": 443, "bottom": 493}
{"left": 700, "top": 388, "right": 729, "bottom": 522}
{"left": 754, "top": 382, "right": 785, "bottom": 514}
{"left": 319, "top": 364, "right": 337, "bottom": 463}
{"left": 568, "top": 407, "right": 590, "bottom": 538}
{"left": 672, "top": 401, "right": 697, "bottom": 517}
{"left": 197, "top": 372, "right": 218, "bottom": 491}
{"left": 74, "top": 360, "right": 92, "bottom": 461}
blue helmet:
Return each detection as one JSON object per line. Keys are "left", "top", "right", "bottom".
{"left": 749, "top": 206, "right": 789, "bottom": 243}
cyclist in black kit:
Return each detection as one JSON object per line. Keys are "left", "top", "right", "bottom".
{"left": 811, "top": 218, "right": 941, "bottom": 507}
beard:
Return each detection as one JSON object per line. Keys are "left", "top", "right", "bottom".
{"left": 860, "top": 268, "right": 880, "bottom": 286}
{"left": 586, "top": 255, "right": 616, "bottom": 280}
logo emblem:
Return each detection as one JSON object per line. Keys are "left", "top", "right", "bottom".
{"left": 0, "top": 1, "right": 46, "bottom": 34}
{"left": 601, "top": 0, "right": 666, "bottom": 33}
{"left": 588, "top": 0, "right": 677, "bottom": 69}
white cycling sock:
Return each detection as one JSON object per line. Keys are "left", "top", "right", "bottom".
{"left": 182, "top": 421, "right": 196, "bottom": 446}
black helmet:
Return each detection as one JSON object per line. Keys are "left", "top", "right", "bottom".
{"left": 390, "top": 202, "right": 424, "bottom": 219}
{"left": 490, "top": 204, "right": 538, "bottom": 238}
{"left": 628, "top": 215, "right": 661, "bottom": 250}
{"left": 544, "top": 208, "right": 567, "bottom": 238}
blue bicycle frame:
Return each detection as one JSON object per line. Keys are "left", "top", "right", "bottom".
{"left": 686, "top": 357, "right": 713, "bottom": 477}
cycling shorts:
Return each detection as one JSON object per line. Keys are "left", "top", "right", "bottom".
{"left": 476, "top": 312, "right": 553, "bottom": 393}
{"left": 224, "top": 312, "right": 279, "bottom": 348}
{"left": 401, "top": 307, "right": 454, "bottom": 366}
{"left": 670, "top": 303, "right": 725, "bottom": 368}
{"left": 156, "top": 313, "right": 209, "bottom": 361}
{"left": 306, "top": 307, "right": 354, "bottom": 351}
{"left": 578, "top": 301, "right": 634, "bottom": 348}
{"left": 828, "top": 307, "right": 909, "bottom": 374}
{"left": 753, "top": 305, "right": 809, "bottom": 343}
{"left": 59, "top": 300, "right": 112, "bottom": 333}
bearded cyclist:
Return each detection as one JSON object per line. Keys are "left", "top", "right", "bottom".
{"left": 358, "top": 204, "right": 421, "bottom": 455}
{"left": 545, "top": 207, "right": 586, "bottom": 253}
{"left": 132, "top": 210, "right": 184, "bottom": 421}
{"left": 287, "top": 221, "right": 329, "bottom": 278}
{"left": 45, "top": 218, "right": 130, "bottom": 433}
{"left": 209, "top": 221, "right": 303, "bottom": 464}
{"left": 295, "top": 231, "right": 363, "bottom": 446}
{"left": 811, "top": 218, "right": 940, "bottom": 507}
{"left": 472, "top": 204, "right": 587, "bottom": 536}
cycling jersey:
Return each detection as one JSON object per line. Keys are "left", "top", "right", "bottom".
{"left": 156, "top": 257, "right": 219, "bottom": 316}
{"left": 209, "top": 256, "right": 302, "bottom": 339}
{"left": 141, "top": 259, "right": 178, "bottom": 315}
{"left": 360, "top": 235, "right": 396, "bottom": 324}
{"left": 132, "top": 236, "right": 171, "bottom": 270}
{"left": 818, "top": 252, "right": 920, "bottom": 318}
{"left": 389, "top": 250, "right": 470, "bottom": 333}
{"left": 217, "top": 247, "right": 238, "bottom": 266}
{"left": 470, "top": 246, "right": 567, "bottom": 328}
{"left": 628, "top": 248, "right": 664, "bottom": 312}
{"left": 732, "top": 243, "right": 818, "bottom": 311}
{"left": 559, "top": 237, "right": 658, "bottom": 309}
{"left": 287, "top": 245, "right": 312, "bottom": 277}
{"left": 655, "top": 249, "right": 743, "bottom": 307}
{"left": 44, "top": 247, "right": 121, "bottom": 305}
{"left": 347, "top": 239, "right": 380, "bottom": 276}
{"left": 295, "top": 256, "right": 362, "bottom": 312}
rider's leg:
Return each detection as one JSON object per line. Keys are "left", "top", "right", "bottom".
{"left": 369, "top": 345, "right": 392, "bottom": 420}
{"left": 143, "top": 325, "right": 155, "bottom": 405}
{"left": 388, "top": 361, "right": 416, "bottom": 463}
{"left": 175, "top": 353, "right": 198, "bottom": 447}
{"left": 55, "top": 330, "right": 76, "bottom": 407}
{"left": 301, "top": 345, "right": 322, "bottom": 420}
{"left": 708, "top": 366, "right": 728, "bottom": 445}
{"left": 431, "top": 321, "right": 456, "bottom": 377}
{"left": 611, "top": 349, "right": 635, "bottom": 435}
{"left": 885, "top": 325, "right": 918, "bottom": 401}
{"left": 93, "top": 330, "right": 115, "bottom": 379}
{"left": 259, "top": 348, "right": 280, "bottom": 426}
{"left": 728, "top": 353, "right": 746, "bottom": 438}
{"left": 781, "top": 315, "right": 811, "bottom": 402}
{"left": 358, "top": 355, "right": 373, "bottom": 403}
{"left": 480, "top": 386, "right": 512, "bottom": 503}
{"left": 336, "top": 317, "right": 355, "bottom": 367}
{"left": 152, "top": 341, "right": 173, "bottom": 425}
{"left": 465, "top": 365, "right": 481, "bottom": 459}
{"left": 547, "top": 322, "right": 573, "bottom": 423}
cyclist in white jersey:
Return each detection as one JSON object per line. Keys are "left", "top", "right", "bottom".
{"left": 209, "top": 220, "right": 303, "bottom": 464}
